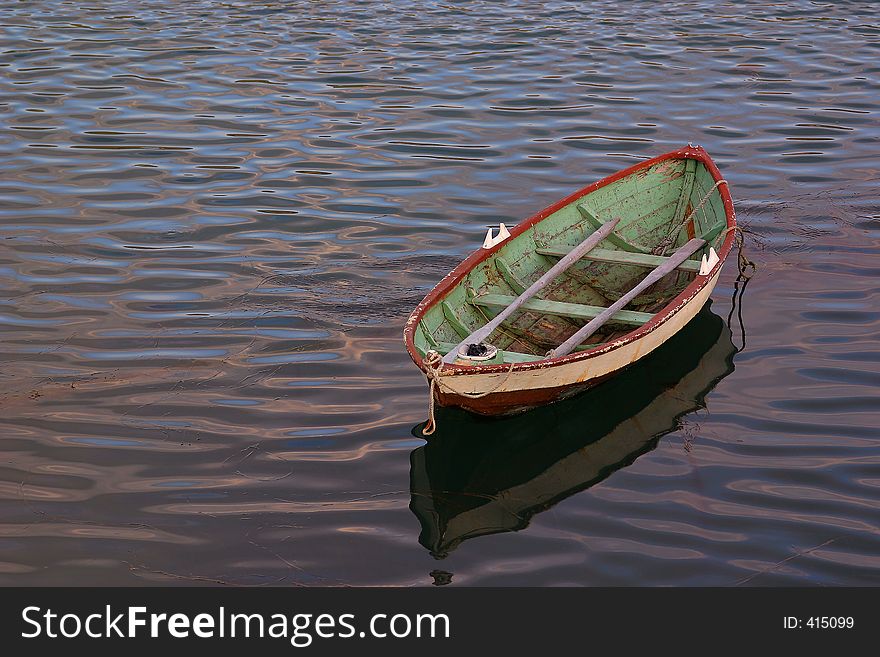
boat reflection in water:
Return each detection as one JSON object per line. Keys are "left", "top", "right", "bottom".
{"left": 409, "top": 303, "right": 737, "bottom": 559}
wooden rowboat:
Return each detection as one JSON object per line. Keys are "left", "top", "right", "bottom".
{"left": 404, "top": 145, "right": 736, "bottom": 417}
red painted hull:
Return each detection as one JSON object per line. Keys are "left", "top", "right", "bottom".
{"left": 434, "top": 370, "right": 617, "bottom": 416}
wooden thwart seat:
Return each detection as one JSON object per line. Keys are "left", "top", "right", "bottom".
{"left": 577, "top": 205, "right": 652, "bottom": 254}
{"left": 551, "top": 237, "right": 707, "bottom": 357}
{"left": 435, "top": 220, "right": 706, "bottom": 365}
{"left": 440, "top": 217, "right": 622, "bottom": 364}
{"left": 536, "top": 244, "right": 702, "bottom": 273}
{"left": 471, "top": 294, "right": 653, "bottom": 326}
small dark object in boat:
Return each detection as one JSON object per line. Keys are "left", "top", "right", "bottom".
{"left": 466, "top": 343, "right": 491, "bottom": 357}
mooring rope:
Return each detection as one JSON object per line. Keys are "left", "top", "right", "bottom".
{"left": 722, "top": 224, "right": 757, "bottom": 281}
{"left": 727, "top": 269, "right": 751, "bottom": 352}
{"left": 653, "top": 179, "right": 728, "bottom": 256}
{"left": 421, "top": 350, "right": 516, "bottom": 436}
{"left": 723, "top": 224, "right": 757, "bottom": 352}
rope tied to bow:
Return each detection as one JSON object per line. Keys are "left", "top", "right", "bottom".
{"left": 722, "top": 224, "right": 757, "bottom": 280}
{"left": 653, "top": 179, "right": 729, "bottom": 256}
{"left": 421, "top": 349, "right": 516, "bottom": 436}
{"left": 652, "top": 178, "right": 757, "bottom": 280}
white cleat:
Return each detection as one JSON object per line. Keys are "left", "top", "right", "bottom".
{"left": 482, "top": 223, "right": 511, "bottom": 249}
{"left": 699, "top": 247, "right": 720, "bottom": 275}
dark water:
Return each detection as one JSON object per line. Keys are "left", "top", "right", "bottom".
{"left": 1, "top": 1, "right": 878, "bottom": 586}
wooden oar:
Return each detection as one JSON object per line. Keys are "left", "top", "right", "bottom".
{"left": 441, "top": 217, "right": 622, "bottom": 364}
{"left": 550, "top": 237, "right": 706, "bottom": 358}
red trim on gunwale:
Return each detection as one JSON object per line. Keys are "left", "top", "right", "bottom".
{"left": 403, "top": 145, "right": 737, "bottom": 377}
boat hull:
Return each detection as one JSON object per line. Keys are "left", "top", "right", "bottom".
{"left": 433, "top": 267, "right": 721, "bottom": 415}
{"left": 404, "top": 145, "right": 737, "bottom": 418}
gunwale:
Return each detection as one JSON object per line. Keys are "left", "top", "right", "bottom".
{"left": 403, "top": 144, "right": 736, "bottom": 378}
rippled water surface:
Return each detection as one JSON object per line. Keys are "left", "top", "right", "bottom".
{"left": 1, "top": 1, "right": 879, "bottom": 585}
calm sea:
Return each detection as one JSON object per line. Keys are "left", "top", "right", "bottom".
{"left": 1, "top": 1, "right": 878, "bottom": 585}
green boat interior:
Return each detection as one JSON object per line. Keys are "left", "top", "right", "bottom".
{"left": 413, "top": 156, "right": 729, "bottom": 365}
